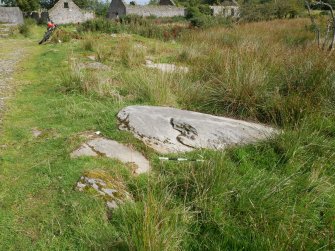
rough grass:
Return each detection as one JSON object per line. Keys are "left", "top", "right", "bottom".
{"left": 0, "top": 18, "right": 334, "bottom": 250}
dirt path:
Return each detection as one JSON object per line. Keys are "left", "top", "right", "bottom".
{"left": 0, "top": 39, "right": 30, "bottom": 120}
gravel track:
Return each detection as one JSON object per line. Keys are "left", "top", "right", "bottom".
{"left": 0, "top": 40, "right": 27, "bottom": 120}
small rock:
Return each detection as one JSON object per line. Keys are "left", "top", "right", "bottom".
{"left": 145, "top": 60, "right": 189, "bottom": 74}
{"left": 87, "top": 55, "right": 96, "bottom": 61}
{"left": 32, "top": 128, "right": 42, "bottom": 137}
{"left": 76, "top": 170, "right": 133, "bottom": 210}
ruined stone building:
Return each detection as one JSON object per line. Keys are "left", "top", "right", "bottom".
{"left": 107, "top": 0, "right": 239, "bottom": 19}
{"left": 48, "top": 0, "right": 94, "bottom": 24}
{"left": 210, "top": 0, "right": 239, "bottom": 17}
{"left": 107, "top": 0, "right": 185, "bottom": 19}
{"left": 0, "top": 7, "right": 24, "bottom": 24}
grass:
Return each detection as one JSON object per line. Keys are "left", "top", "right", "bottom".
{"left": 0, "top": 18, "right": 334, "bottom": 250}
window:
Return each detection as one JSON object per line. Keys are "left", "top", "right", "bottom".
{"left": 64, "top": 2, "right": 69, "bottom": 8}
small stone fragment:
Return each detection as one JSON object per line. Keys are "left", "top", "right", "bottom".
{"left": 32, "top": 128, "right": 42, "bottom": 137}
{"left": 87, "top": 55, "right": 96, "bottom": 61}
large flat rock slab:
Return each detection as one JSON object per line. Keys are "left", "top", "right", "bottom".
{"left": 71, "top": 136, "right": 150, "bottom": 174}
{"left": 117, "top": 106, "right": 278, "bottom": 154}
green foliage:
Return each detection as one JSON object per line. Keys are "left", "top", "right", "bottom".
{"left": 3, "top": 0, "right": 39, "bottom": 11}
{"left": 240, "top": 0, "right": 304, "bottom": 21}
{"left": 18, "top": 18, "right": 36, "bottom": 37}
{"left": 77, "top": 18, "right": 121, "bottom": 34}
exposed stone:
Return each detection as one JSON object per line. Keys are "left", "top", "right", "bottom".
{"left": 145, "top": 60, "right": 189, "bottom": 74}
{"left": 71, "top": 143, "right": 98, "bottom": 157}
{"left": 117, "top": 106, "right": 279, "bottom": 154}
{"left": 76, "top": 170, "right": 133, "bottom": 210}
{"left": 71, "top": 135, "right": 150, "bottom": 174}
{"left": 87, "top": 55, "right": 96, "bottom": 61}
{"left": 32, "top": 128, "right": 42, "bottom": 137}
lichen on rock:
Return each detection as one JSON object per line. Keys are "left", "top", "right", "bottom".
{"left": 76, "top": 170, "right": 133, "bottom": 210}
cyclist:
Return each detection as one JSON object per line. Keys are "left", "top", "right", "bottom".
{"left": 47, "top": 20, "right": 56, "bottom": 31}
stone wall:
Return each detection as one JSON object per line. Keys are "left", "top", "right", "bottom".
{"left": 210, "top": 6, "right": 239, "bottom": 17}
{"left": 0, "top": 7, "right": 24, "bottom": 24}
{"left": 126, "top": 6, "right": 185, "bottom": 18}
{"left": 48, "top": 0, "right": 94, "bottom": 24}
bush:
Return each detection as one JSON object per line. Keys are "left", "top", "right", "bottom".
{"left": 78, "top": 18, "right": 121, "bottom": 33}
{"left": 198, "top": 4, "right": 212, "bottom": 16}
{"left": 50, "top": 29, "right": 80, "bottom": 43}
{"left": 18, "top": 23, "right": 30, "bottom": 37}
{"left": 18, "top": 18, "right": 36, "bottom": 37}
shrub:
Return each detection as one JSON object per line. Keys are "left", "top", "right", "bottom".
{"left": 78, "top": 18, "right": 120, "bottom": 33}
{"left": 50, "top": 29, "right": 80, "bottom": 43}
{"left": 18, "top": 23, "right": 30, "bottom": 37}
{"left": 18, "top": 18, "right": 36, "bottom": 37}
{"left": 82, "top": 36, "right": 95, "bottom": 51}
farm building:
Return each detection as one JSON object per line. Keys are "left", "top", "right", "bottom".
{"left": 0, "top": 7, "right": 24, "bottom": 24}
{"left": 107, "top": 0, "right": 185, "bottom": 19}
{"left": 48, "top": 0, "right": 94, "bottom": 24}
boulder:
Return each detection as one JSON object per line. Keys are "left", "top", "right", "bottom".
{"left": 117, "top": 106, "right": 278, "bottom": 154}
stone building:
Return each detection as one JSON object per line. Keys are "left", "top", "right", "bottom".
{"left": 48, "top": 0, "right": 94, "bottom": 24}
{"left": 0, "top": 7, "right": 24, "bottom": 24}
{"left": 107, "top": 0, "right": 185, "bottom": 19}
{"left": 210, "top": 0, "right": 239, "bottom": 17}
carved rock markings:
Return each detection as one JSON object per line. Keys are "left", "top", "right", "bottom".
{"left": 117, "top": 105, "right": 278, "bottom": 154}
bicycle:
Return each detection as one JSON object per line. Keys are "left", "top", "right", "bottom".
{"left": 38, "top": 24, "right": 58, "bottom": 45}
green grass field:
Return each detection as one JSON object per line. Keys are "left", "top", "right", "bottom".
{"left": 0, "top": 18, "right": 334, "bottom": 250}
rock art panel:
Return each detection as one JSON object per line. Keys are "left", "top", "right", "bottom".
{"left": 117, "top": 106, "right": 278, "bottom": 154}
{"left": 71, "top": 136, "right": 150, "bottom": 174}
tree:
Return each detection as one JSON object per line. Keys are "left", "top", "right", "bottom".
{"left": 3, "top": 0, "right": 40, "bottom": 11}
{"left": 306, "top": 0, "right": 335, "bottom": 50}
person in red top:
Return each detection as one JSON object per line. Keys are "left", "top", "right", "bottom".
{"left": 47, "top": 20, "right": 56, "bottom": 31}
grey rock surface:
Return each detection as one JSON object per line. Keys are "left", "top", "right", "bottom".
{"left": 76, "top": 171, "right": 133, "bottom": 210}
{"left": 71, "top": 136, "right": 150, "bottom": 174}
{"left": 71, "top": 143, "right": 98, "bottom": 157}
{"left": 145, "top": 60, "right": 189, "bottom": 74}
{"left": 32, "top": 128, "right": 42, "bottom": 137}
{"left": 117, "top": 106, "right": 278, "bottom": 154}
